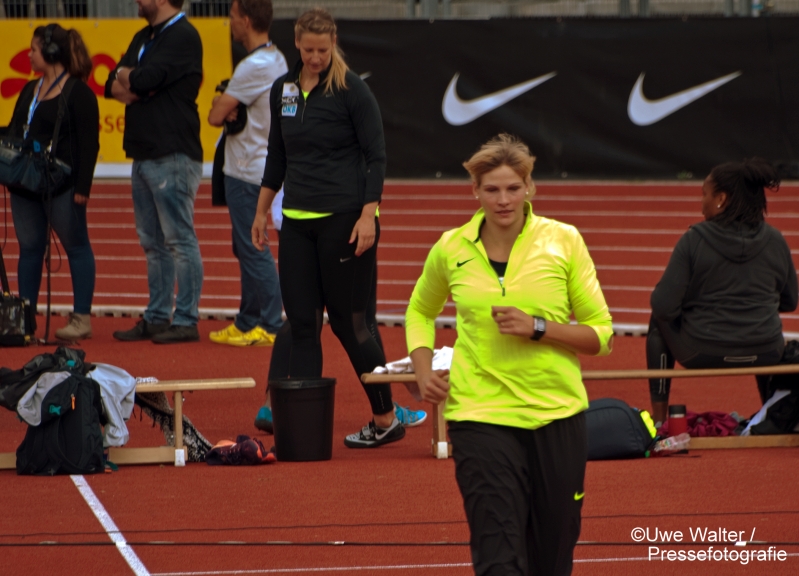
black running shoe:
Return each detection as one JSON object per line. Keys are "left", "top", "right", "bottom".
{"left": 344, "top": 418, "right": 405, "bottom": 448}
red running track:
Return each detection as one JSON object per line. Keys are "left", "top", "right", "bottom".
{"left": 2, "top": 180, "right": 799, "bottom": 574}
{"left": 2, "top": 181, "right": 799, "bottom": 333}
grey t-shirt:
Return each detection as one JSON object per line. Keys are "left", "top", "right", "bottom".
{"left": 223, "top": 46, "right": 288, "bottom": 185}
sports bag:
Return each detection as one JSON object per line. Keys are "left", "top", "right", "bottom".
{"left": 0, "top": 244, "right": 35, "bottom": 347}
{"left": 16, "top": 373, "right": 104, "bottom": 476}
{"left": 586, "top": 398, "right": 656, "bottom": 460}
{"left": 0, "top": 78, "right": 74, "bottom": 196}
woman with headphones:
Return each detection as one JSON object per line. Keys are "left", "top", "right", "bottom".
{"left": 5, "top": 24, "right": 100, "bottom": 341}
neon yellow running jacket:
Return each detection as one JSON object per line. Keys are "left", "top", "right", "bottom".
{"left": 406, "top": 204, "right": 613, "bottom": 430}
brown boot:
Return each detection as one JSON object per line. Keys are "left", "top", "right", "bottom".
{"left": 55, "top": 313, "right": 92, "bottom": 341}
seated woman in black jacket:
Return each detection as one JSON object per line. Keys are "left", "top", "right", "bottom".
{"left": 647, "top": 158, "right": 798, "bottom": 425}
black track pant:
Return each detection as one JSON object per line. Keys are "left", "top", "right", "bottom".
{"left": 273, "top": 212, "right": 391, "bottom": 415}
{"left": 449, "top": 414, "right": 587, "bottom": 576}
{"left": 646, "top": 315, "right": 783, "bottom": 403}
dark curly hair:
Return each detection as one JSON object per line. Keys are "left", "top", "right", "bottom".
{"left": 708, "top": 158, "right": 780, "bottom": 226}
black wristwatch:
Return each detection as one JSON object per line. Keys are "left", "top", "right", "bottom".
{"left": 530, "top": 316, "right": 546, "bottom": 341}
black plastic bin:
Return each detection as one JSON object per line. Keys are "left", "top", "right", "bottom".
{"left": 268, "top": 378, "right": 336, "bottom": 461}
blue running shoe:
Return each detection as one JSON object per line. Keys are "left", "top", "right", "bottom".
{"left": 254, "top": 405, "right": 273, "bottom": 434}
{"left": 394, "top": 402, "right": 427, "bottom": 427}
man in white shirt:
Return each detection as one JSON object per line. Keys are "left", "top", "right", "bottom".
{"left": 208, "top": 0, "right": 287, "bottom": 346}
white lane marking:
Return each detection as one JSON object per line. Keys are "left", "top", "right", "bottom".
{"left": 154, "top": 564, "right": 472, "bottom": 575}
{"left": 154, "top": 552, "right": 799, "bottom": 576}
{"left": 71, "top": 475, "right": 150, "bottom": 576}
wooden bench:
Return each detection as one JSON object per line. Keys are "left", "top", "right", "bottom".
{"left": 363, "top": 364, "right": 799, "bottom": 458}
{"left": 0, "top": 377, "right": 255, "bottom": 469}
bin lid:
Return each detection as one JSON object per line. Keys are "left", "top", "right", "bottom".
{"left": 269, "top": 378, "right": 336, "bottom": 390}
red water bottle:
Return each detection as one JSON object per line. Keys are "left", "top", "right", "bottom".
{"left": 668, "top": 404, "right": 688, "bottom": 437}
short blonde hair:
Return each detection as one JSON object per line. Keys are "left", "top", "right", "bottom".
{"left": 463, "top": 134, "right": 536, "bottom": 190}
{"left": 295, "top": 8, "right": 348, "bottom": 93}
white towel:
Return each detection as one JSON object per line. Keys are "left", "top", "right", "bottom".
{"left": 372, "top": 347, "right": 454, "bottom": 374}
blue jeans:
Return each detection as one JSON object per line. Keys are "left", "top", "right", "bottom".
{"left": 11, "top": 190, "right": 95, "bottom": 314}
{"left": 131, "top": 153, "right": 203, "bottom": 326}
{"left": 224, "top": 175, "right": 283, "bottom": 333}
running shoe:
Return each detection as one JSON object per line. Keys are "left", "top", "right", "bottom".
{"left": 254, "top": 405, "right": 273, "bottom": 434}
{"left": 344, "top": 418, "right": 405, "bottom": 448}
{"left": 210, "top": 324, "right": 276, "bottom": 347}
{"left": 394, "top": 402, "right": 427, "bottom": 427}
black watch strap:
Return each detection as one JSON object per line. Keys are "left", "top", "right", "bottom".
{"left": 530, "top": 316, "right": 546, "bottom": 341}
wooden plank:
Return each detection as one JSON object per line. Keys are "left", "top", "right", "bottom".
{"left": 0, "top": 452, "right": 16, "bottom": 470}
{"left": 582, "top": 364, "right": 799, "bottom": 380}
{"left": 135, "top": 377, "right": 256, "bottom": 393}
{"left": 363, "top": 364, "right": 799, "bottom": 384}
{"left": 107, "top": 446, "right": 175, "bottom": 464}
{"left": 173, "top": 391, "right": 184, "bottom": 450}
{"left": 690, "top": 435, "right": 799, "bottom": 449}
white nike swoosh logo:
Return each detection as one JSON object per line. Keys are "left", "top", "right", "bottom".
{"left": 442, "top": 72, "right": 557, "bottom": 126}
{"left": 627, "top": 71, "right": 741, "bottom": 126}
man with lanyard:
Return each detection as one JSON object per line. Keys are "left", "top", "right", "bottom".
{"left": 105, "top": 0, "right": 204, "bottom": 344}
{"left": 207, "top": 0, "right": 286, "bottom": 347}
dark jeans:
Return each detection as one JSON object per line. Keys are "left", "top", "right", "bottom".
{"left": 11, "top": 191, "right": 95, "bottom": 314}
{"left": 275, "top": 213, "right": 391, "bottom": 415}
{"left": 449, "top": 415, "right": 587, "bottom": 576}
{"left": 646, "top": 315, "right": 783, "bottom": 403}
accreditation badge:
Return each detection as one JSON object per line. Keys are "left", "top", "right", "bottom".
{"left": 282, "top": 83, "right": 299, "bottom": 117}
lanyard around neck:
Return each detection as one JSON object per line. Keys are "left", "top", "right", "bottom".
{"left": 25, "top": 69, "right": 67, "bottom": 139}
{"left": 249, "top": 41, "right": 273, "bottom": 54}
{"left": 138, "top": 11, "right": 185, "bottom": 62}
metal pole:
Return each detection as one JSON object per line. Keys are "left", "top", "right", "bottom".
{"left": 406, "top": 0, "right": 415, "bottom": 18}
{"left": 739, "top": 0, "right": 752, "bottom": 16}
{"left": 619, "top": 0, "right": 631, "bottom": 17}
{"left": 638, "top": 0, "right": 649, "bottom": 17}
{"left": 723, "top": 0, "right": 734, "bottom": 16}
{"left": 442, "top": 0, "right": 450, "bottom": 18}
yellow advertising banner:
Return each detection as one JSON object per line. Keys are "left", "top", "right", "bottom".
{"left": 0, "top": 18, "right": 230, "bottom": 166}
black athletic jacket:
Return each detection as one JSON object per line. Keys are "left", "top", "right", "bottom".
{"left": 261, "top": 60, "right": 386, "bottom": 213}
{"left": 104, "top": 15, "right": 203, "bottom": 162}
{"left": 651, "top": 219, "right": 798, "bottom": 356}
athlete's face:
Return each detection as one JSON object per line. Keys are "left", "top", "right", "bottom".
{"left": 701, "top": 175, "right": 726, "bottom": 221}
{"left": 295, "top": 32, "right": 334, "bottom": 77}
{"left": 474, "top": 164, "right": 531, "bottom": 231}
{"left": 28, "top": 37, "right": 47, "bottom": 74}
{"left": 229, "top": 1, "right": 248, "bottom": 43}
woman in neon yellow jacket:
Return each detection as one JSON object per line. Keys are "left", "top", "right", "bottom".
{"left": 406, "top": 134, "right": 613, "bottom": 576}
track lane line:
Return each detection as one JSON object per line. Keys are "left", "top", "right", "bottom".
{"left": 72, "top": 475, "right": 150, "bottom": 576}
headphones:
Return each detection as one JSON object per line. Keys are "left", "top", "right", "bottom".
{"left": 41, "top": 24, "right": 61, "bottom": 64}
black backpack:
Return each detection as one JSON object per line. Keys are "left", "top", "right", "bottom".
{"left": 750, "top": 340, "right": 799, "bottom": 435}
{"left": 15, "top": 373, "right": 104, "bottom": 476}
{"left": 586, "top": 398, "right": 656, "bottom": 460}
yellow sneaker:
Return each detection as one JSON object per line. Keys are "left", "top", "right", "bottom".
{"left": 209, "top": 324, "right": 246, "bottom": 345}
{"left": 240, "top": 326, "right": 276, "bottom": 347}
{"left": 209, "top": 324, "right": 275, "bottom": 347}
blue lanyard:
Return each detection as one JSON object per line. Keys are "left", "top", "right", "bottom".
{"left": 25, "top": 70, "right": 67, "bottom": 139}
{"left": 138, "top": 11, "right": 185, "bottom": 62}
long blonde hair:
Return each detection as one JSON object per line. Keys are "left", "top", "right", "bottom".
{"left": 294, "top": 8, "right": 348, "bottom": 93}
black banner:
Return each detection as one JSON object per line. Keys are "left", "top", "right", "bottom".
{"left": 270, "top": 18, "right": 799, "bottom": 179}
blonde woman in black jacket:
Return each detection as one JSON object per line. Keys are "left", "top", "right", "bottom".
{"left": 251, "top": 8, "right": 404, "bottom": 448}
